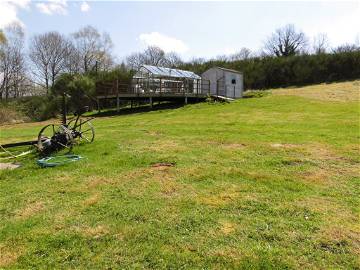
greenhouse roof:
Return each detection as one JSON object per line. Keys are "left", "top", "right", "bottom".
{"left": 138, "top": 65, "right": 201, "bottom": 79}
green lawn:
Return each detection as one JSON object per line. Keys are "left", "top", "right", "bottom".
{"left": 0, "top": 81, "right": 359, "bottom": 269}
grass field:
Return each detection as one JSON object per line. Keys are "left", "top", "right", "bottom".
{"left": 0, "top": 81, "right": 359, "bottom": 269}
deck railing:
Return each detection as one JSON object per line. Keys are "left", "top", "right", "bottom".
{"left": 96, "top": 78, "right": 210, "bottom": 97}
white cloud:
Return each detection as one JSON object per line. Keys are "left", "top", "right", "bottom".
{"left": 139, "top": 32, "right": 189, "bottom": 54}
{"left": 0, "top": 0, "right": 30, "bottom": 28}
{"left": 80, "top": 1, "right": 90, "bottom": 12}
{"left": 36, "top": 0, "right": 68, "bottom": 15}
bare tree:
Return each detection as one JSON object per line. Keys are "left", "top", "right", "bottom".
{"left": 143, "top": 46, "right": 166, "bottom": 66}
{"left": 189, "top": 57, "right": 206, "bottom": 65}
{"left": 0, "top": 30, "right": 6, "bottom": 44}
{"left": 214, "top": 54, "right": 228, "bottom": 62}
{"left": 264, "top": 24, "right": 308, "bottom": 57}
{"left": 126, "top": 46, "right": 168, "bottom": 70}
{"left": 63, "top": 41, "right": 81, "bottom": 74}
{"left": 229, "top": 48, "right": 252, "bottom": 61}
{"left": 126, "top": 52, "right": 144, "bottom": 70}
{"left": 29, "top": 31, "right": 72, "bottom": 91}
{"left": 163, "top": 52, "right": 183, "bottom": 68}
{"left": 0, "top": 23, "right": 27, "bottom": 100}
{"left": 332, "top": 44, "right": 360, "bottom": 53}
{"left": 72, "top": 25, "right": 113, "bottom": 73}
{"left": 312, "top": 33, "right": 329, "bottom": 54}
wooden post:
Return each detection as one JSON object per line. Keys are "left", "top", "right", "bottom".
{"left": 159, "top": 78, "right": 162, "bottom": 95}
{"left": 116, "top": 79, "right": 120, "bottom": 112}
{"left": 97, "top": 98, "right": 101, "bottom": 114}
{"left": 185, "top": 96, "right": 188, "bottom": 104}
{"left": 61, "top": 92, "right": 67, "bottom": 124}
{"left": 150, "top": 97, "right": 153, "bottom": 108}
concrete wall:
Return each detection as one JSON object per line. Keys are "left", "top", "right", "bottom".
{"left": 201, "top": 68, "right": 243, "bottom": 98}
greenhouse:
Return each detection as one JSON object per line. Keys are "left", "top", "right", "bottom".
{"left": 132, "top": 65, "right": 205, "bottom": 95}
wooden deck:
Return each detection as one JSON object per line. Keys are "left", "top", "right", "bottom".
{"left": 96, "top": 92, "right": 208, "bottom": 99}
{"left": 95, "top": 80, "right": 210, "bottom": 102}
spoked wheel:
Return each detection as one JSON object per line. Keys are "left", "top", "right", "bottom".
{"left": 67, "top": 117, "right": 95, "bottom": 144}
{"left": 37, "top": 124, "right": 73, "bottom": 155}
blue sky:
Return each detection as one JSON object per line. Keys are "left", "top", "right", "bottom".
{"left": 1, "top": 1, "right": 359, "bottom": 61}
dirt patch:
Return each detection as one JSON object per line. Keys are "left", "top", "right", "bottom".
{"left": 159, "top": 181, "right": 181, "bottom": 197}
{"left": 0, "top": 244, "right": 22, "bottom": 268}
{"left": 317, "top": 226, "right": 360, "bottom": 255}
{"left": 151, "top": 162, "right": 176, "bottom": 169}
{"left": 222, "top": 143, "right": 246, "bottom": 150}
{"left": 296, "top": 143, "right": 360, "bottom": 185}
{"left": 145, "top": 130, "right": 163, "bottom": 136}
{"left": 74, "top": 225, "right": 109, "bottom": 239}
{"left": 306, "top": 144, "right": 359, "bottom": 174}
{"left": 219, "top": 220, "right": 236, "bottom": 235}
{"left": 83, "top": 194, "right": 101, "bottom": 207}
{"left": 0, "top": 163, "right": 21, "bottom": 170}
{"left": 15, "top": 201, "right": 44, "bottom": 219}
{"left": 198, "top": 190, "right": 239, "bottom": 207}
{"left": 300, "top": 169, "right": 331, "bottom": 184}
{"left": 271, "top": 143, "right": 299, "bottom": 148}
{"left": 85, "top": 176, "right": 115, "bottom": 189}
{"left": 281, "top": 159, "right": 310, "bottom": 166}
{"left": 146, "top": 140, "right": 185, "bottom": 153}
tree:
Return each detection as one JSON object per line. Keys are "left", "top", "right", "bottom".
{"left": 126, "top": 46, "right": 183, "bottom": 70}
{"left": 0, "top": 30, "right": 6, "bottom": 44}
{"left": 142, "top": 46, "right": 166, "bottom": 66}
{"left": 264, "top": 24, "right": 308, "bottom": 57}
{"left": 312, "top": 33, "right": 329, "bottom": 54}
{"left": 29, "top": 31, "right": 72, "bottom": 91}
{"left": 229, "top": 48, "right": 252, "bottom": 61}
{"left": 0, "top": 23, "right": 27, "bottom": 100}
{"left": 332, "top": 44, "right": 360, "bottom": 53}
{"left": 71, "top": 25, "right": 113, "bottom": 73}
{"left": 52, "top": 73, "right": 95, "bottom": 114}
{"left": 163, "top": 52, "right": 183, "bottom": 68}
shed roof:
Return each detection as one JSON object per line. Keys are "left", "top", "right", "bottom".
{"left": 138, "top": 65, "right": 201, "bottom": 79}
{"left": 209, "top": 67, "right": 243, "bottom": 74}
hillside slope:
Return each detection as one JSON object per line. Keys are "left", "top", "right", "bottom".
{"left": 0, "top": 81, "right": 359, "bottom": 269}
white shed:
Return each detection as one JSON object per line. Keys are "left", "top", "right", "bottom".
{"left": 201, "top": 67, "right": 244, "bottom": 98}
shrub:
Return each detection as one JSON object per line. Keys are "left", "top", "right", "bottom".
{"left": 0, "top": 104, "right": 27, "bottom": 124}
{"left": 15, "top": 96, "right": 60, "bottom": 121}
{"left": 52, "top": 74, "right": 95, "bottom": 113}
{"left": 181, "top": 51, "right": 360, "bottom": 90}
{"left": 243, "top": 90, "right": 270, "bottom": 99}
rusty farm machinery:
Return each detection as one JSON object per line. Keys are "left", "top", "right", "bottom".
{"left": 0, "top": 106, "right": 95, "bottom": 163}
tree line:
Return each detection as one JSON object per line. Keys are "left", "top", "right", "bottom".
{"left": 180, "top": 25, "right": 360, "bottom": 89}
{"left": 1, "top": 23, "right": 359, "bottom": 101}
{"left": 0, "top": 24, "right": 114, "bottom": 100}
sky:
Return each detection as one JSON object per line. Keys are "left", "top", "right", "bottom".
{"left": 0, "top": 0, "right": 359, "bottom": 61}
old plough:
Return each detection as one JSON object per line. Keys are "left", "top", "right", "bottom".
{"left": 0, "top": 107, "right": 95, "bottom": 161}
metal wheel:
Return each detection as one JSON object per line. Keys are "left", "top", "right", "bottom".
{"left": 67, "top": 117, "right": 95, "bottom": 144}
{"left": 37, "top": 124, "right": 73, "bottom": 154}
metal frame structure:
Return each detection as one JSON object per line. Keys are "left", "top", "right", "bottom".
{"left": 95, "top": 65, "right": 210, "bottom": 110}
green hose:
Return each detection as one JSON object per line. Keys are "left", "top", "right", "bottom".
{"left": 37, "top": 155, "right": 83, "bottom": 168}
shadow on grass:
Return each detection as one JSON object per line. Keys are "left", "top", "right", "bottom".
{"left": 89, "top": 101, "right": 190, "bottom": 118}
